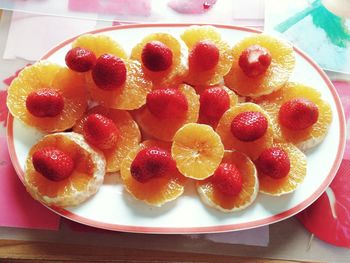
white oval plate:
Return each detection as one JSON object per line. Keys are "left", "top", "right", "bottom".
{"left": 7, "top": 24, "right": 346, "bottom": 234}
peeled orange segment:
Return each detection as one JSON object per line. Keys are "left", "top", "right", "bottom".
{"left": 73, "top": 106, "right": 141, "bottom": 173}
{"left": 197, "top": 151, "right": 259, "bottom": 212}
{"left": 181, "top": 26, "right": 233, "bottom": 86}
{"left": 130, "top": 33, "right": 188, "bottom": 87}
{"left": 198, "top": 85, "right": 239, "bottom": 128}
{"left": 216, "top": 103, "right": 273, "bottom": 160}
{"left": 258, "top": 142, "right": 307, "bottom": 196}
{"left": 72, "top": 34, "right": 127, "bottom": 59}
{"left": 171, "top": 123, "right": 224, "bottom": 180}
{"left": 87, "top": 60, "right": 152, "bottom": 110}
{"left": 224, "top": 34, "right": 295, "bottom": 97}
{"left": 120, "top": 140, "right": 186, "bottom": 207}
{"left": 24, "top": 132, "right": 106, "bottom": 207}
{"left": 255, "top": 82, "right": 332, "bottom": 151}
{"left": 133, "top": 84, "right": 199, "bottom": 141}
{"left": 7, "top": 61, "right": 88, "bottom": 133}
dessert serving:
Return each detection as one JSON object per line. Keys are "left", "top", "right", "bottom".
{"left": 6, "top": 25, "right": 342, "bottom": 233}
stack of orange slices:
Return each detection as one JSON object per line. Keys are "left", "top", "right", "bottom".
{"left": 6, "top": 26, "right": 332, "bottom": 212}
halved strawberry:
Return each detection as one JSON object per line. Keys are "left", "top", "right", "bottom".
{"left": 238, "top": 45, "right": 271, "bottom": 77}
{"left": 189, "top": 40, "right": 220, "bottom": 71}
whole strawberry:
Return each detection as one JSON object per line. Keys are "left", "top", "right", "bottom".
{"left": 130, "top": 147, "right": 176, "bottom": 183}
{"left": 65, "top": 47, "right": 96, "bottom": 72}
{"left": 212, "top": 163, "right": 243, "bottom": 196}
{"left": 279, "top": 98, "right": 319, "bottom": 130}
{"left": 255, "top": 147, "right": 290, "bottom": 179}
{"left": 146, "top": 89, "right": 188, "bottom": 119}
{"left": 189, "top": 40, "right": 220, "bottom": 71}
{"left": 200, "top": 87, "right": 230, "bottom": 121}
{"left": 32, "top": 147, "right": 74, "bottom": 181}
{"left": 141, "top": 41, "right": 173, "bottom": 72}
{"left": 26, "top": 89, "right": 64, "bottom": 117}
{"left": 83, "top": 113, "right": 120, "bottom": 150}
{"left": 92, "top": 54, "right": 127, "bottom": 90}
{"left": 231, "top": 111, "right": 268, "bottom": 142}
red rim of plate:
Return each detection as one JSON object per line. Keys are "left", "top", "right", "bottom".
{"left": 6, "top": 23, "right": 346, "bottom": 234}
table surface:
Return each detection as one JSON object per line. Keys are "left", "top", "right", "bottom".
{"left": 1, "top": 7, "right": 350, "bottom": 263}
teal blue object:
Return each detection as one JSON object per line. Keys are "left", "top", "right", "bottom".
{"left": 275, "top": 0, "right": 350, "bottom": 48}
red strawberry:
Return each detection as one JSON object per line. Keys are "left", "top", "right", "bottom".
{"left": 92, "top": 54, "right": 126, "bottom": 90}
{"left": 231, "top": 111, "right": 268, "bottom": 142}
{"left": 146, "top": 88, "right": 188, "bottom": 119}
{"left": 212, "top": 163, "right": 243, "bottom": 196}
{"left": 189, "top": 40, "right": 219, "bottom": 71}
{"left": 141, "top": 41, "right": 173, "bottom": 72}
{"left": 130, "top": 147, "right": 176, "bottom": 183}
{"left": 83, "top": 113, "right": 120, "bottom": 150}
{"left": 65, "top": 47, "right": 96, "bottom": 72}
{"left": 200, "top": 87, "right": 230, "bottom": 120}
{"left": 239, "top": 45, "right": 271, "bottom": 77}
{"left": 26, "top": 89, "right": 64, "bottom": 117}
{"left": 279, "top": 98, "right": 319, "bottom": 130}
{"left": 32, "top": 147, "right": 74, "bottom": 181}
{"left": 255, "top": 147, "right": 290, "bottom": 179}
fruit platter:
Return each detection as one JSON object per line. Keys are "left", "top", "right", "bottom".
{"left": 6, "top": 24, "right": 345, "bottom": 233}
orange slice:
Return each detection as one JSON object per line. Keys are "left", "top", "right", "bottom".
{"left": 171, "top": 123, "right": 224, "bottom": 180}
{"left": 216, "top": 103, "right": 273, "bottom": 160}
{"left": 133, "top": 84, "right": 199, "bottom": 141}
{"left": 197, "top": 151, "right": 258, "bottom": 212}
{"left": 130, "top": 33, "right": 188, "bottom": 88}
{"left": 198, "top": 85, "right": 239, "bottom": 128}
{"left": 72, "top": 34, "right": 127, "bottom": 59}
{"left": 224, "top": 34, "right": 295, "bottom": 97}
{"left": 120, "top": 140, "right": 186, "bottom": 207}
{"left": 181, "top": 26, "right": 233, "bottom": 86}
{"left": 7, "top": 61, "right": 88, "bottom": 133}
{"left": 257, "top": 143, "right": 307, "bottom": 196}
{"left": 73, "top": 105, "right": 141, "bottom": 173}
{"left": 24, "top": 132, "right": 105, "bottom": 207}
{"left": 255, "top": 82, "right": 332, "bottom": 151}
{"left": 87, "top": 60, "right": 152, "bottom": 110}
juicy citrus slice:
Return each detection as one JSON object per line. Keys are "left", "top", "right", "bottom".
{"left": 24, "top": 132, "right": 106, "bottom": 207}
{"left": 197, "top": 151, "right": 259, "bottom": 212}
{"left": 133, "top": 84, "right": 199, "bottom": 141}
{"left": 72, "top": 34, "right": 127, "bottom": 59}
{"left": 198, "top": 85, "right": 239, "bottom": 128}
{"left": 255, "top": 82, "right": 332, "bottom": 151}
{"left": 87, "top": 60, "right": 152, "bottom": 110}
{"left": 171, "top": 123, "right": 224, "bottom": 180}
{"left": 120, "top": 140, "right": 186, "bottom": 206}
{"left": 7, "top": 61, "right": 88, "bottom": 132}
{"left": 258, "top": 142, "right": 307, "bottom": 196}
{"left": 181, "top": 26, "right": 233, "bottom": 85}
{"left": 216, "top": 103, "right": 273, "bottom": 160}
{"left": 73, "top": 106, "right": 141, "bottom": 173}
{"left": 130, "top": 33, "right": 188, "bottom": 87}
{"left": 224, "top": 34, "right": 295, "bottom": 97}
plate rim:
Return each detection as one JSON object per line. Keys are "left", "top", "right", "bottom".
{"left": 6, "top": 23, "right": 346, "bottom": 234}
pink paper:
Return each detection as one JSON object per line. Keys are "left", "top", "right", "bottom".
{"left": 3, "top": 12, "right": 97, "bottom": 61}
{"left": 0, "top": 136, "right": 61, "bottom": 230}
{"left": 68, "top": 0, "right": 151, "bottom": 16}
{"left": 168, "top": 0, "right": 217, "bottom": 14}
